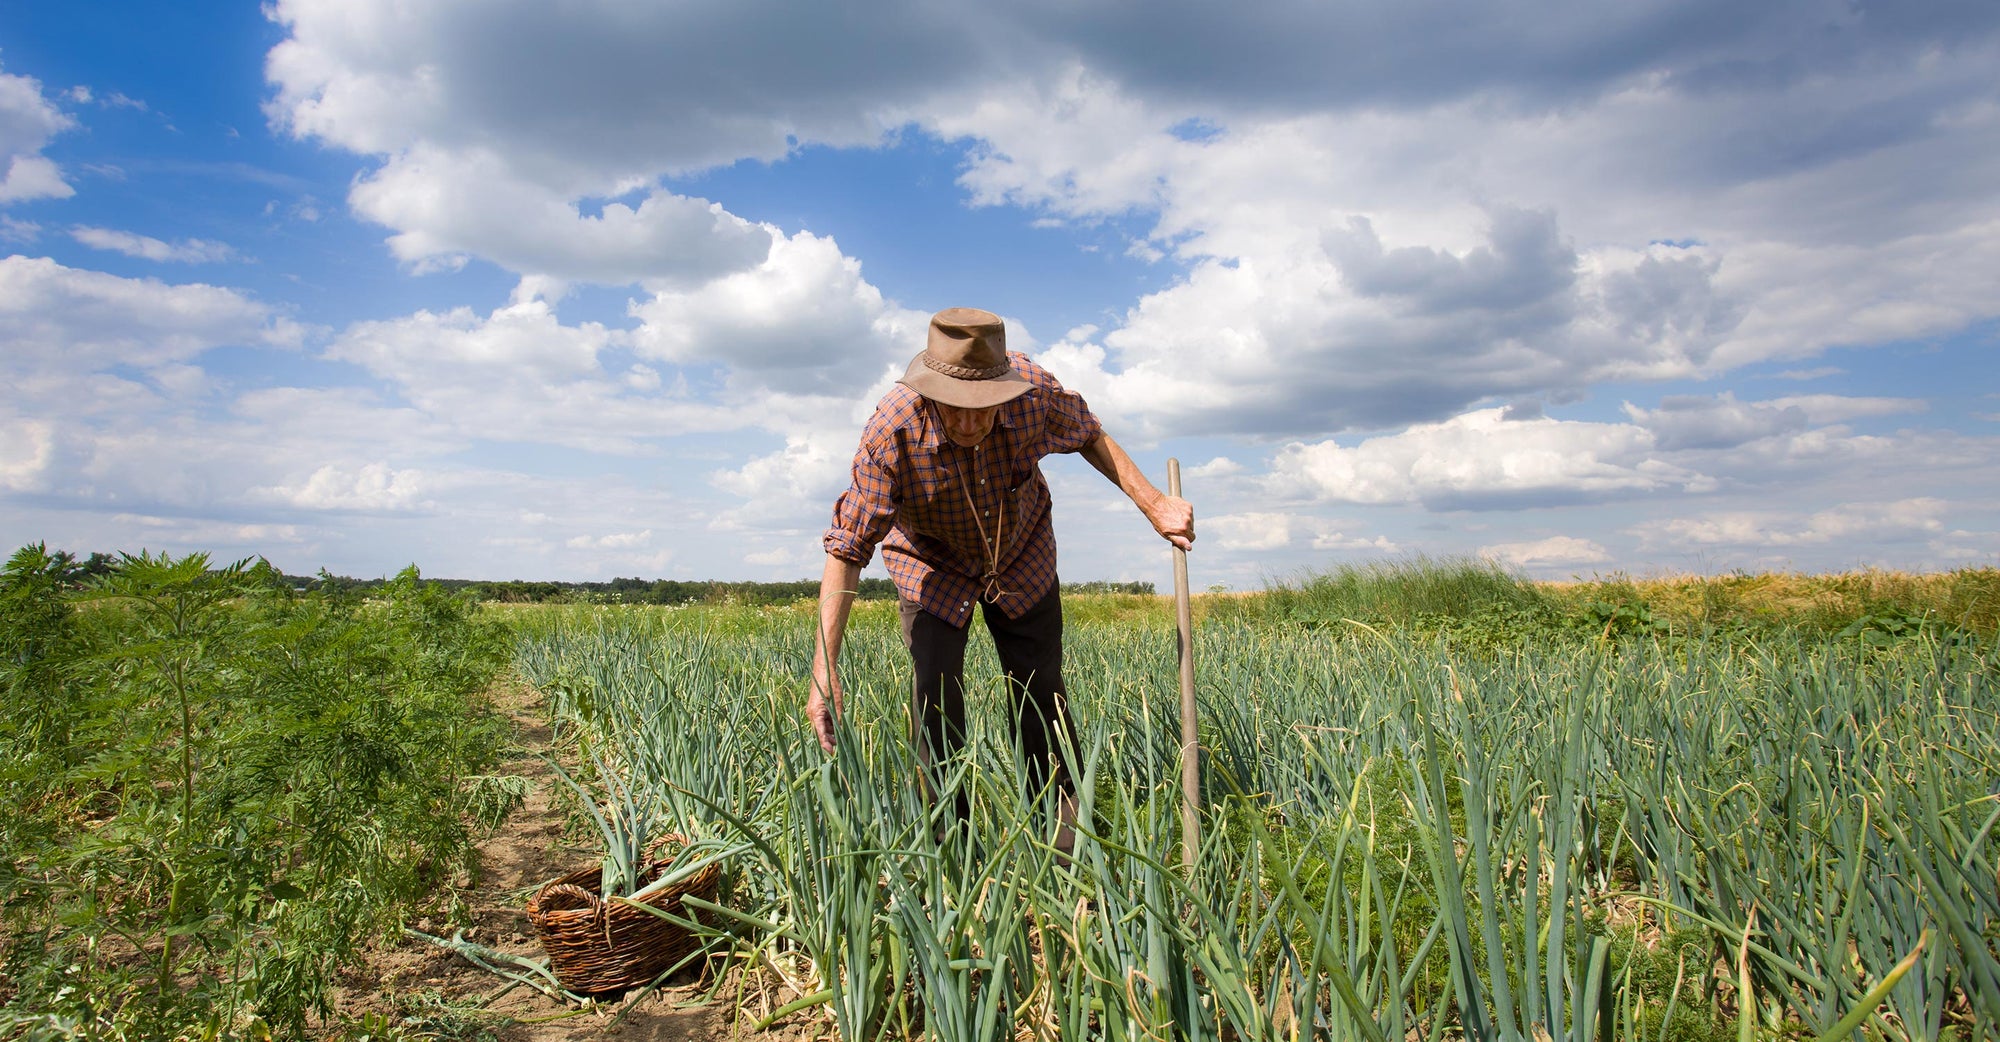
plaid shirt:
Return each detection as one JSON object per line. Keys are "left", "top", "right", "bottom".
{"left": 824, "top": 353, "right": 1104, "bottom": 627}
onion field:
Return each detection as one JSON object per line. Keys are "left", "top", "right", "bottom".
{"left": 511, "top": 596, "right": 2000, "bottom": 1042}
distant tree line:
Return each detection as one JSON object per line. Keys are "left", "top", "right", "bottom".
{"left": 473, "top": 576, "right": 902, "bottom": 605}
{"left": 31, "top": 550, "right": 121, "bottom": 589}
{"left": 464, "top": 576, "right": 1153, "bottom": 604}
{"left": 1061, "top": 580, "right": 1157, "bottom": 596}
{"left": 30, "top": 550, "right": 1153, "bottom": 603}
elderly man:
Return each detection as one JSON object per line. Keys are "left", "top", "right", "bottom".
{"left": 809, "top": 306, "right": 1195, "bottom": 835}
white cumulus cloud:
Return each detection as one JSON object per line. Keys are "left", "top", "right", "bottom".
{"left": 0, "top": 65, "right": 75, "bottom": 204}
{"left": 346, "top": 146, "right": 772, "bottom": 284}
{"left": 267, "top": 462, "right": 428, "bottom": 512}
{"left": 630, "top": 229, "right": 927, "bottom": 397}
{"left": 1266, "top": 408, "right": 1689, "bottom": 509}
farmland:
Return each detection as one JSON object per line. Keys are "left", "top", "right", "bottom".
{"left": 3, "top": 552, "right": 1997, "bottom": 1040}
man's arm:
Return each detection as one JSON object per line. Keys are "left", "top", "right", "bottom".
{"left": 808, "top": 554, "right": 863, "bottom": 753}
{"left": 1079, "top": 432, "right": 1195, "bottom": 550}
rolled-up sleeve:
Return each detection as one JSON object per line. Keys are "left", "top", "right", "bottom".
{"left": 1038, "top": 379, "right": 1104, "bottom": 455}
{"left": 823, "top": 427, "right": 899, "bottom": 566}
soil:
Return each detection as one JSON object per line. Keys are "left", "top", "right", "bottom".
{"left": 325, "top": 682, "right": 828, "bottom": 1042}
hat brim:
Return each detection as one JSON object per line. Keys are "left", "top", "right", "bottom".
{"left": 897, "top": 352, "right": 1033, "bottom": 409}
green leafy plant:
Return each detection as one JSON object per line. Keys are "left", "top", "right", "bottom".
{"left": 0, "top": 551, "right": 522, "bottom": 1039}
{"left": 1583, "top": 597, "right": 1671, "bottom": 638}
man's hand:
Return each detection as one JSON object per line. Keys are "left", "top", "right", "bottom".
{"left": 1145, "top": 492, "right": 1195, "bottom": 551}
{"left": 809, "top": 554, "right": 862, "bottom": 754}
{"left": 807, "top": 664, "right": 844, "bottom": 753}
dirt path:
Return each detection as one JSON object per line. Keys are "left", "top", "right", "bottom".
{"left": 328, "top": 681, "right": 825, "bottom": 1042}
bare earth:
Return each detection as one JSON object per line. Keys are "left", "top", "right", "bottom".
{"left": 326, "top": 682, "right": 826, "bottom": 1042}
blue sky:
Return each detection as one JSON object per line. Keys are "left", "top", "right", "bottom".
{"left": 3, "top": 0, "right": 1996, "bottom": 586}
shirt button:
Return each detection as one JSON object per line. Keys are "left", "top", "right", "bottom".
{"left": 961, "top": 601, "right": 970, "bottom": 608}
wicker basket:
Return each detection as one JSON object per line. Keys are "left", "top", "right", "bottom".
{"left": 526, "top": 836, "right": 719, "bottom": 995}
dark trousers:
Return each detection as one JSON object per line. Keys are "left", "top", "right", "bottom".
{"left": 900, "top": 584, "right": 1077, "bottom": 820}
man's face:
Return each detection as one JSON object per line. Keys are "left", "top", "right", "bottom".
{"left": 934, "top": 401, "right": 1000, "bottom": 447}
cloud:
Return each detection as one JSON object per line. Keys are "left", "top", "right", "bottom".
{"left": 1204, "top": 510, "right": 1395, "bottom": 553}
{"left": 566, "top": 529, "right": 653, "bottom": 550}
{"left": 1186, "top": 457, "right": 1242, "bottom": 479}
{"left": 1632, "top": 498, "right": 1949, "bottom": 550}
{"left": 915, "top": 31, "right": 2000, "bottom": 438}
{"left": 1205, "top": 511, "right": 1300, "bottom": 551}
{"left": 0, "top": 262, "right": 862, "bottom": 579}
{"left": 263, "top": 462, "right": 429, "bottom": 512}
{"left": 258, "top": 1, "right": 2000, "bottom": 445}
{"left": 260, "top": 0, "right": 1027, "bottom": 291}
{"left": 1622, "top": 391, "right": 1924, "bottom": 450}
{"left": 629, "top": 229, "right": 927, "bottom": 397}
{"left": 1622, "top": 392, "right": 1811, "bottom": 451}
{"left": 64, "top": 86, "right": 150, "bottom": 112}
{"left": 324, "top": 297, "right": 744, "bottom": 452}
{"left": 346, "top": 146, "right": 772, "bottom": 284}
{"left": 743, "top": 545, "right": 811, "bottom": 569}
{"left": 1479, "top": 535, "right": 1612, "bottom": 569}
{"left": 1266, "top": 408, "right": 1689, "bottom": 509}
{"left": 0, "top": 255, "right": 301, "bottom": 383}
{"left": 1026, "top": 215, "right": 1753, "bottom": 440}
{"left": 71, "top": 226, "right": 239, "bottom": 263}
{"left": 936, "top": 64, "right": 1184, "bottom": 220}
{"left": 1020, "top": 1, "right": 2000, "bottom": 115}
{"left": 1, "top": 65, "right": 77, "bottom": 204}
{"left": 710, "top": 433, "right": 849, "bottom": 506}
{"left": 0, "top": 417, "right": 56, "bottom": 492}
{"left": 263, "top": 0, "right": 1024, "bottom": 182}
{"left": 1327, "top": 207, "right": 1578, "bottom": 318}
{"left": 230, "top": 387, "right": 451, "bottom": 451}
{"left": 105, "top": 513, "right": 308, "bottom": 551}
{"left": 1258, "top": 388, "right": 1956, "bottom": 512}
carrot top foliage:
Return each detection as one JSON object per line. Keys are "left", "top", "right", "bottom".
{"left": 0, "top": 546, "right": 523, "bottom": 1041}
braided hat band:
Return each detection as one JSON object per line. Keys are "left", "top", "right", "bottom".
{"left": 922, "top": 355, "right": 1014, "bottom": 381}
{"left": 897, "top": 307, "right": 1033, "bottom": 409}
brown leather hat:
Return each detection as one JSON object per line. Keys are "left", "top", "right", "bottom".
{"left": 897, "top": 307, "right": 1033, "bottom": 409}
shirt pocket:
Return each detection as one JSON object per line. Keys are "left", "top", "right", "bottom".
{"left": 903, "top": 463, "right": 958, "bottom": 532}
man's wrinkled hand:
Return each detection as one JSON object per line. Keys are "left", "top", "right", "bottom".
{"left": 806, "top": 669, "right": 844, "bottom": 753}
{"left": 1148, "top": 494, "right": 1195, "bottom": 551}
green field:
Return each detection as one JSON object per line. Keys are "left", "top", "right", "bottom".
{"left": 3, "top": 550, "right": 1996, "bottom": 1040}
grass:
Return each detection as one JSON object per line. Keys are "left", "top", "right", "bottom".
{"left": 1198, "top": 557, "right": 2000, "bottom": 641}
{"left": 1549, "top": 566, "right": 2000, "bottom": 636}
{"left": 1231, "top": 555, "right": 1555, "bottom": 625}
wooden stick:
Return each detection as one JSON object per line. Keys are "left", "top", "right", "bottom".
{"left": 1169, "top": 458, "right": 1199, "bottom": 871}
